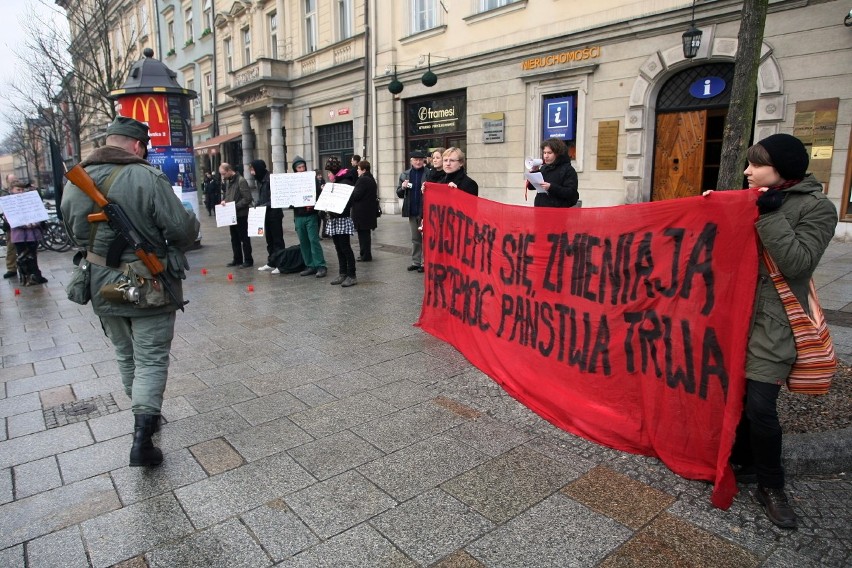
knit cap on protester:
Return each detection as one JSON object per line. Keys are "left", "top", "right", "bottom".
{"left": 250, "top": 159, "right": 268, "bottom": 180}
{"left": 758, "top": 133, "right": 809, "bottom": 181}
{"left": 292, "top": 156, "right": 306, "bottom": 170}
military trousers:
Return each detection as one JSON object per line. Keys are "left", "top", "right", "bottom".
{"left": 100, "top": 312, "right": 176, "bottom": 415}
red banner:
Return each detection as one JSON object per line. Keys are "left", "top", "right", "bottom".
{"left": 416, "top": 184, "right": 759, "bottom": 509}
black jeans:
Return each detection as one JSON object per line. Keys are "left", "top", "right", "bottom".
{"left": 332, "top": 234, "right": 356, "bottom": 277}
{"left": 357, "top": 228, "right": 372, "bottom": 260}
{"left": 731, "top": 379, "right": 784, "bottom": 488}
{"left": 264, "top": 208, "right": 285, "bottom": 264}
{"left": 229, "top": 216, "right": 253, "bottom": 264}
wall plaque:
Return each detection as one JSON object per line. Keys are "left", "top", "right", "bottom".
{"left": 793, "top": 98, "right": 838, "bottom": 192}
{"left": 596, "top": 120, "right": 619, "bottom": 170}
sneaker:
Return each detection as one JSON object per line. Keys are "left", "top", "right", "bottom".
{"left": 315, "top": 267, "right": 327, "bottom": 278}
{"left": 240, "top": 262, "right": 254, "bottom": 269}
{"left": 407, "top": 264, "right": 421, "bottom": 272}
{"left": 271, "top": 268, "right": 281, "bottom": 275}
{"left": 226, "top": 261, "right": 241, "bottom": 267}
{"left": 341, "top": 276, "right": 357, "bottom": 287}
{"left": 330, "top": 275, "right": 346, "bottom": 285}
{"left": 3, "top": 271, "right": 16, "bottom": 279}
{"left": 753, "top": 486, "right": 798, "bottom": 529}
{"left": 257, "top": 264, "right": 275, "bottom": 272}
{"left": 300, "top": 268, "right": 318, "bottom": 276}
{"left": 417, "top": 266, "right": 424, "bottom": 273}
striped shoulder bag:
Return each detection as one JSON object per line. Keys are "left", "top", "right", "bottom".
{"left": 762, "top": 249, "right": 837, "bottom": 395}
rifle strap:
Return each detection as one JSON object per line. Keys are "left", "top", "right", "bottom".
{"left": 86, "top": 165, "right": 128, "bottom": 258}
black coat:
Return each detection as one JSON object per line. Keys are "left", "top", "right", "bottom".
{"left": 426, "top": 166, "right": 445, "bottom": 183}
{"left": 202, "top": 177, "right": 220, "bottom": 207}
{"left": 350, "top": 172, "right": 378, "bottom": 230}
{"left": 532, "top": 155, "right": 578, "bottom": 208}
{"left": 440, "top": 168, "right": 479, "bottom": 196}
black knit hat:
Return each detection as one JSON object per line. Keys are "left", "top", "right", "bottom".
{"left": 292, "top": 155, "right": 307, "bottom": 170}
{"left": 757, "top": 133, "right": 809, "bottom": 181}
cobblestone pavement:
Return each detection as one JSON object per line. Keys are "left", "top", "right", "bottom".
{"left": 1, "top": 211, "right": 850, "bottom": 568}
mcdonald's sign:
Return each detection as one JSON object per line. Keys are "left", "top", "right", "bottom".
{"left": 117, "top": 94, "right": 171, "bottom": 147}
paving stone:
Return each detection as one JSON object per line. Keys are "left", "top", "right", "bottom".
{"left": 287, "top": 383, "right": 338, "bottom": 407}
{"left": 6, "top": 366, "right": 97, "bottom": 397}
{"left": 111, "top": 448, "right": 209, "bottom": 506}
{"left": 445, "top": 414, "right": 535, "bottom": 457}
{"left": 276, "top": 523, "right": 417, "bottom": 568}
{"left": 431, "top": 549, "right": 486, "bottom": 568}
{"left": 194, "top": 360, "right": 260, "bottom": 387}
{"left": 26, "top": 525, "right": 89, "bottom": 568}
{"left": 185, "top": 381, "right": 257, "bottom": 413}
{"left": 0, "top": 467, "right": 11, "bottom": 505}
{"left": 369, "top": 379, "right": 446, "bottom": 409}
{"left": 92, "top": 358, "right": 119, "bottom": 377}
{"left": 0, "top": 421, "right": 93, "bottom": 469}
{"left": 761, "top": 546, "right": 825, "bottom": 568}
{"left": 155, "top": 407, "right": 251, "bottom": 454}
{"left": 0, "top": 544, "right": 24, "bottom": 567}
{"left": 313, "top": 369, "right": 398, "bottom": 398}
{"left": 60, "top": 348, "right": 118, "bottom": 370}
{"left": 33, "top": 357, "right": 66, "bottom": 375}
{"left": 159, "top": 396, "right": 198, "bottom": 423}
{"left": 359, "top": 435, "right": 489, "bottom": 501}
{"left": 0, "top": 392, "right": 41, "bottom": 419}
{"left": 0, "top": 422, "right": 5, "bottom": 442}
{"left": 2, "top": 342, "right": 82, "bottom": 368}
{"left": 241, "top": 499, "right": 320, "bottom": 562}
{"left": 189, "top": 438, "right": 244, "bottom": 475}
{"left": 146, "top": 517, "right": 271, "bottom": 568}
{"left": 225, "top": 416, "right": 313, "bottom": 462}
{"left": 0, "top": 475, "right": 120, "bottom": 550}
{"left": 81, "top": 492, "right": 195, "bottom": 568}
{"left": 0, "top": 363, "right": 34, "bottom": 383}
{"left": 371, "top": 488, "right": 494, "bottom": 566}
{"left": 285, "top": 470, "right": 396, "bottom": 538}
{"left": 599, "top": 512, "right": 759, "bottom": 568}
{"left": 289, "top": 391, "right": 397, "bottom": 438}
{"left": 88, "top": 409, "right": 134, "bottom": 441}
{"left": 241, "top": 364, "right": 334, "bottom": 396}
{"left": 162, "top": 354, "right": 218, "bottom": 377}
{"left": 6, "top": 408, "right": 45, "bottom": 438}
{"left": 231, "top": 389, "right": 309, "bottom": 426}
{"left": 39, "top": 385, "right": 76, "bottom": 408}
{"left": 352, "top": 399, "right": 468, "bottom": 453}
{"left": 13, "top": 456, "right": 62, "bottom": 499}
{"left": 174, "top": 452, "right": 315, "bottom": 529}
{"left": 58, "top": 434, "right": 133, "bottom": 484}
{"left": 466, "top": 493, "right": 633, "bottom": 568}
{"left": 112, "top": 555, "right": 148, "bottom": 568}
{"left": 71, "top": 375, "right": 122, "bottom": 399}
{"left": 287, "top": 430, "right": 384, "bottom": 481}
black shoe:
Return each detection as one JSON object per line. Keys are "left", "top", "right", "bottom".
{"left": 226, "top": 261, "right": 241, "bottom": 267}
{"left": 315, "top": 267, "right": 327, "bottom": 278}
{"left": 341, "top": 276, "right": 357, "bottom": 287}
{"left": 754, "top": 486, "right": 797, "bottom": 529}
{"left": 241, "top": 262, "right": 254, "bottom": 269}
{"left": 731, "top": 463, "right": 757, "bottom": 484}
{"left": 357, "top": 256, "right": 372, "bottom": 262}
{"left": 2, "top": 271, "right": 15, "bottom": 279}
{"left": 129, "top": 414, "right": 163, "bottom": 467}
{"left": 417, "top": 266, "right": 424, "bottom": 273}
{"left": 330, "top": 275, "right": 346, "bottom": 285}
{"left": 407, "top": 264, "right": 421, "bottom": 272}
{"left": 300, "top": 267, "right": 317, "bottom": 276}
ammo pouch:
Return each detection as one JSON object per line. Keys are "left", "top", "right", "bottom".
{"left": 65, "top": 252, "right": 92, "bottom": 305}
{"left": 99, "top": 259, "right": 170, "bottom": 308}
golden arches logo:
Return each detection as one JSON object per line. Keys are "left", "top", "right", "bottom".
{"left": 130, "top": 96, "right": 165, "bottom": 123}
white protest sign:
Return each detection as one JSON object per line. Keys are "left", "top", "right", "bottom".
{"left": 314, "top": 183, "right": 355, "bottom": 215}
{"left": 524, "top": 172, "right": 547, "bottom": 193}
{"left": 247, "top": 206, "right": 266, "bottom": 237}
{"left": 270, "top": 172, "right": 317, "bottom": 208}
{"left": 0, "top": 191, "right": 49, "bottom": 228}
{"left": 215, "top": 201, "right": 237, "bottom": 227}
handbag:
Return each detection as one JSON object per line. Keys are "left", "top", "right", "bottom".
{"left": 376, "top": 198, "right": 382, "bottom": 218}
{"left": 761, "top": 249, "right": 837, "bottom": 395}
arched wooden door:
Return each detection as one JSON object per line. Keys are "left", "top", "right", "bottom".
{"left": 652, "top": 111, "right": 706, "bottom": 201}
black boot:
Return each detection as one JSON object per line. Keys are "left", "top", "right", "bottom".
{"left": 129, "top": 414, "right": 163, "bottom": 467}
{"left": 754, "top": 486, "right": 797, "bottom": 529}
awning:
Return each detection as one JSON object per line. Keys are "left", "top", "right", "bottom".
{"left": 194, "top": 131, "right": 242, "bottom": 151}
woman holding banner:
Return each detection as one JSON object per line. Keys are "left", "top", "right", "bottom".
{"left": 439, "top": 147, "right": 479, "bottom": 196}
{"left": 528, "top": 137, "right": 578, "bottom": 208}
{"left": 728, "top": 133, "right": 837, "bottom": 530}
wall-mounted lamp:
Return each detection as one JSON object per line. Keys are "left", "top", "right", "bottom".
{"left": 421, "top": 54, "right": 438, "bottom": 87}
{"left": 388, "top": 66, "right": 404, "bottom": 95}
{"left": 682, "top": 0, "right": 702, "bottom": 59}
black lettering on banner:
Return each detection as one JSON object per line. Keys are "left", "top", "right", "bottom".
{"left": 428, "top": 204, "right": 497, "bottom": 274}
{"left": 588, "top": 314, "right": 611, "bottom": 375}
{"left": 654, "top": 228, "right": 684, "bottom": 298}
{"left": 543, "top": 232, "right": 568, "bottom": 293}
{"left": 426, "top": 262, "right": 493, "bottom": 331}
{"left": 599, "top": 233, "right": 633, "bottom": 306}
{"left": 500, "top": 232, "right": 535, "bottom": 294}
{"left": 664, "top": 317, "right": 695, "bottom": 394}
{"left": 623, "top": 310, "right": 663, "bottom": 378}
{"left": 631, "top": 232, "right": 655, "bottom": 302}
{"left": 681, "top": 222, "right": 717, "bottom": 315}
{"left": 700, "top": 327, "right": 728, "bottom": 399}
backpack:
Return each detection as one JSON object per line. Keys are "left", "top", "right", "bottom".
{"left": 269, "top": 245, "right": 306, "bottom": 274}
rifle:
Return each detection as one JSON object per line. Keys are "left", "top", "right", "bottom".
{"left": 65, "top": 164, "right": 187, "bottom": 311}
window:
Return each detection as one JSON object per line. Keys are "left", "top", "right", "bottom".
{"left": 480, "top": 0, "right": 514, "bottom": 11}
{"left": 184, "top": 7, "right": 193, "bottom": 42}
{"left": 139, "top": 4, "right": 149, "bottom": 37}
{"left": 203, "top": 0, "right": 213, "bottom": 31}
{"left": 242, "top": 27, "right": 251, "bottom": 64}
{"left": 269, "top": 12, "right": 278, "bottom": 59}
{"left": 167, "top": 21, "right": 175, "bottom": 51}
{"left": 411, "top": 0, "right": 437, "bottom": 34}
{"left": 305, "top": 0, "right": 318, "bottom": 53}
{"left": 204, "top": 72, "right": 213, "bottom": 117}
{"left": 336, "top": 0, "right": 352, "bottom": 41}
{"left": 186, "top": 77, "right": 195, "bottom": 106}
{"left": 224, "top": 37, "right": 233, "bottom": 72}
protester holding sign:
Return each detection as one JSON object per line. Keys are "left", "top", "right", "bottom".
{"left": 439, "top": 147, "right": 479, "bottom": 196}
{"left": 292, "top": 157, "right": 327, "bottom": 278}
{"left": 7, "top": 181, "right": 47, "bottom": 285}
{"left": 528, "top": 137, "right": 579, "bottom": 208}
{"left": 252, "top": 160, "right": 286, "bottom": 273}
{"left": 729, "top": 133, "right": 838, "bottom": 530}
{"left": 324, "top": 156, "right": 357, "bottom": 287}
{"left": 219, "top": 162, "right": 253, "bottom": 268}
{"left": 426, "top": 148, "right": 446, "bottom": 183}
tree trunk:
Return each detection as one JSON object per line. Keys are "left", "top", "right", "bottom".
{"left": 716, "top": 0, "right": 769, "bottom": 190}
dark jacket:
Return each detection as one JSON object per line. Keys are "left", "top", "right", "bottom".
{"left": 350, "top": 171, "right": 378, "bottom": 231}
{"left": 532, "top": 155, "right": 579, "bottom": 208}
{"left": 252, "top": 160, "right": 273, "bottom": 208}
{"left": 746, "top": 175, "right": 838, "bottom": 383}
{"left": 396, "top": 166, "right": 426, "bottom": 218}
{"left": 202, "top": 176, "right": 220, "bottom": 206}
{"left": 426, "top": 166, "right": 445, "bottom": 183}
{"left": 222, "top": 172, "right": 253, "bottom": 217}
{"left": 440, "top": 168, "right": 479, "bottom": 196}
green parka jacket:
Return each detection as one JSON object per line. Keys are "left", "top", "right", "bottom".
{"left": 746, "top": 175, "right": 837, "bottom": 383}
{"left": 61, "top": 146, "right": 200, "bottom": 317}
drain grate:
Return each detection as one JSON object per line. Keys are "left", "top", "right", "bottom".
{"left": 44, "top": 393, "right": 121, "bottom": 429}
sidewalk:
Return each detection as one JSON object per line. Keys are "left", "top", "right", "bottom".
{"left": 1, "top": 211, "right": 850, "bottom": 567}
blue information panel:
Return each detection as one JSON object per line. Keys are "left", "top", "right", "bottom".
{"left": 542, "top": 95, "right": 575, "bottom": 141}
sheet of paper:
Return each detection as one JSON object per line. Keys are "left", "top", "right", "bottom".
{"left": 314, "top": 183, "right": 355, "bottom": 215}
{"left": 524, "top": 172, "right": 547, "bottom": 193}
{"left": 270, "top": 172, "right": 317, "bottom": 208}
{"left": 0, "top": 191, "right": 49, "bottom": 228}
{"left": 215, "top": 201, "right": 237, "bottom": 227}
{"left": 247, "top": 206, "right": 266, "bottom": 237}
